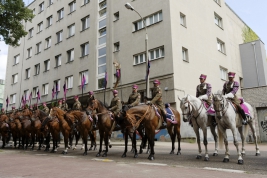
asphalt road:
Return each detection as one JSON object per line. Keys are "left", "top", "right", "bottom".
{"left": 0, "top": 140, "right": 267, "bottom": 178}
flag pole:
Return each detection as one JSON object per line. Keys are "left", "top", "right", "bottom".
{"left": 104, "top": 71, "right": 107, "bottom": 105}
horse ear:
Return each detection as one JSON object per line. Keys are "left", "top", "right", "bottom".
{"left": 177, "top": 96, "right": 181, "bottom": 101}
{"left": 186, "top": 94, "right": 189, "bottom": 100}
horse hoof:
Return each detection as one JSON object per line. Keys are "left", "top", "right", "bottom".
{"left": 83, "top": 152, "right": 87, "bottom": 156}
{"left": 121, "top": 154, "right": 126, "bottom": 158}
{"left": 255, "top": 153, "right": 261, "bottom": 156}
{"left": 62, "top": 151, "right": 67, "bottom": 155}
{"left": 238, "top": 160, "right": 243, "bottom": 165}
{"left": 109, "top": 145, "right": 112, "bottom": 148}
{"left": 241, "top": 153, "right": 245, "bottom": 156}
{"left": 213, "top": 153, "right": 218, "bottom": 156}
{"left": 148, "top": 156, "right": 154, "bottom": 161}
{"left": 223, "top": 158, "right": 229, "bottom": 163}
{"left": 204, "top": 157, "right": 209, "bottom": 161}
{"left": 96, "top": 153, "right": 101, "bottom": 157}
{"left": 177, "top": 152, "right": 181, "bottom": 155}
{"left": 196, "top": 155, "right": 202, "bottom": 159}
{"left": 89, "top": 148, "right": 92, "bottom": 151}
{"left": 139, "top": 150, "right": 143, "bottom": 154}
{"left": 170, "top": 151, "right": 174, "bottom": 154}
{"left": 102, "top": 153, "right": 107, "bottom": 157}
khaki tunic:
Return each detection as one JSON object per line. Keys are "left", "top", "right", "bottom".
{"left": 61, "top": 103, "right": 69, "bottom": 111}
{"left": 125, "top": 92, "right": 140, "bottom": 106}
{"left": 73, "top": 101, "right": 81, "bottom": 110}
{"left": 43, "top": 106, "right": 50, "bottom": 115}
{"left": 150, "top": 86, "right": 165, "bottom": 112}
{"left": 109, "top": 96, "right": 121, "bottom": 115}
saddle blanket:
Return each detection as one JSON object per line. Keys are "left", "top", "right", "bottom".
{"left": 230, "top": 101, "right": 251, "bottom": 116}
{"left": 203, "top": 101, "right": 215, "bottom": 116}
{"left": 165, "top": 108, "right": 177, "bottom": 124}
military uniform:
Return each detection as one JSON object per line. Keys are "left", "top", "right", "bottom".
{"left": 60, "top": 103, "right": 68, "bottom": 111}
{"left": 222, "top": 81, "right": 240, "bottom": 106}
{"left": 150, "top": 86, "right": 165, "bottom": 114}
{"left": 73, "top": 101, "right": 81, "bottom": 110}
{"left": 43, "top": 106, "right": 50, "bottom": 115}
{"left": 196, "top": 83, "right": 212, "bottom": 105}
{"left": 109, "top": 96, "right": 121, "bottom": 115}
{"left": 125, "top": 92, "right": 141, "bottom": 107}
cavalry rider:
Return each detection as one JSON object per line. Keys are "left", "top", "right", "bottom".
{"left": 146, "top": 79, "right": 167, "bottom": 127}
{"left": 42, "top": 103, "right": 50, "bottom": 115}
{"left": 58, "top": 100, "right": 63, "bottom": 109}
{"left": 122, "top": 84, "right": 141, "bottom": 108}
{"left": 222, "top": 72, "right": 247, "bottom": 125}
{"left": 11, "top": 106, "right": 16, "bottom": 114}
{"left": 108, "top": 90, "right": 122, "bottom": 123}
{"left": 62, "top": 98, "right": 68, "bottom": 111}
{"left": 196, "top": 74, "right": 216, "bottom": 126}
{"left": 86, "top": 91, "right": 98, "bottom": 129}
{"left": 72, "top": 96, "right": 82, "bottom": 110}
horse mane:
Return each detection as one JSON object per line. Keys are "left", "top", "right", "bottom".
{"left": 65, "top": 110, "right": 83, "bottom": 122}
{"left": 97, "top": 99, "right": 108, "bottom": 109}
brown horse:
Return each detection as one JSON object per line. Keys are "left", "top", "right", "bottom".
{"left": 126, "top": 104, "right": 181, "bottom": 160}
{"left": 49, "top": 107, "right": 74, "bottom": 154}
{"left": 64, "top": 110, "right": 97, "bottom": 155}
{"left": 8, "top": 111, "right": 23, "bottom": 148}
{"left": 87, "top": 99, "right": 117, "bottom": 157}
{"left": 20, "top": 108, "right": 33, "bottom": 150}
{"left": 0, "top": 114, "right": 11, "bottom": 148}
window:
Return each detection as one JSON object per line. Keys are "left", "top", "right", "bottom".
{"left": 99, "top": 8, "right": 106, "bottom": 17}
{"left": 81, "top": 16, "right": 90, "bottom": 31}
{"left": 39, "top": 2, "right": 44, "bottom": 13}
{"left": 45, "top": 37, "right": 51, "bottom": 49}
{"left": 54, "top": 80, "right": 61, "bottom": 91}
{"left": 28, "top": 28, "right": 34, "bottom": 38}
{"left": 55, "top": 54, "right": 62, "bottom": 67}
{"left": 217, "top": 39, "right": 225, "bottom": 54}
{"left": 114, "top": 42, "right": 120, "bottom": 52}
{"left": 114, "top": 12, "right": 119, "bottom": 21}
{"left": 25, "top": 68, "right": 31, "bottom": 79}
{"left": 56, "top": 30, "right": 63, "bottom": 43}
{"left": 99, "top": 0, "right": 106, "bottom": 10}
{"left": 42, "top": 83, "right": 49, "bottom": 95}
{"left": 150, "top": 47, "right": 164, "bottom": 60}
{"left": 214, "top": 0, "right": 220, "bottom": 5}
{"left": 47, "top": 15, "right": 53, "bottom": 27}
{"left": 134, "top": 11, "right": 162, "bottom": 31}
{"left": 10, "top": 94, "right": 16, "bottom": 104}
{"left": 98, "top": 47, "right": 106, "bottom": 74}
{"left": 134, "top": 53, "right": 146, "bottom": 65}
{"left": 68, "top": 24, "right": 75, "bottom": 37}
{"left": 37, "top": 22, "right": 43, "bottom": 32}
{"left": 67, "top": 49, "right": 74, "bottom": 62}
{"left": 98, "top": 78, "right": 105, "bottom": 89}
{"left": 14, "top": 55, "right": 19, "bottom": 65}
{"left": 99, "top": 19, "right": 106, "bottom": 29}
{"left": 57, "top": 8, "right": 64, "bottom": 20}
{"left": 69, "top": 1, "right": 76, "bottom": 13}
{"left": 79, "top": 70, "right": 88, "bottom": 85}
{"left": 34, "top": 64, "right": 40, "bottom": 75}
{"left": 24, "top": 90, "right": 29, "bottom": 102}
{"left": 81, "top": 42, "right": 89, "bottom": 57}
{"left": 36, "top": 42, "right": 42, "bottom": 54}
{"left": 180, "top": 13, "right": 186, "bottom": 27}
{"left": 83, "top": 0, "right": 89, "bottom": 5}
{"left": 44, "top": 59, "right": 50, "bottom": 72}
{"left": 220, "top": 67, "right": 227, "bottom": 80}
{"left": 48, "top": 0, "right": 53, "bottom": 5}
{"left": 12, "top": 74, "right": 18, "bottom": 84}
{"left": 32, "top": 8, "right": 35, "bottom": 15}
{"left": 214, "top": 13, "right": 223, "bottom": 28}
{"left": 66, "top": 76, "right": 73, "bottom": 89}
{"left": 33, "top": 87, "right": 39, "bottom": 98}
{"left": 27, "top": 47, "right": 32, "bottom": 58}
{"left": 182, "top": 47, "right": 189, "bottom": 62}
{"left": 99, "top": 27, "right": 106, "bottom": 45}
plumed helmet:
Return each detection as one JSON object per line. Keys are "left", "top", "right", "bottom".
{"left": 113, "top": 90, "right": 118, "bottom": 94}
{"left": 132, "top": 84, "right": 138, "bottom": 89}
{"left": 153, "top": 79, "right": 160, "bottom": 84}
{"left": 89, "top": 91, "right": 94, "bottom": 95}
{"left": 74, "top": 96, "right": 79, "bottom": 99}
{"left": 228, "top": 72, "right": 236, "bottom": 78}
{"left": 199, "top": 74, "right": 207, "bottom": 80}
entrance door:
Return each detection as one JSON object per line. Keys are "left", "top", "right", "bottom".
{"left": 256, "top": 107, "right": 267, "bottom": 143}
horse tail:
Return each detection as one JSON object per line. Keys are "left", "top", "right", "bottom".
{"left": 218, "top": 127, "right": 224, "bottom": 149}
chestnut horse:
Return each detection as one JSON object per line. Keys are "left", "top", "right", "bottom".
{"left": 9, "top": 111, "right": 23, "bottom": 148}
{"left": 0, "top": 114, "right": 11, "bottom": 148}
{"left": 64, "top": 110, "right": 97, "bottom": 155}
{"left": 20, "top": 108, "right": 33, "bottom": 150}
{"left": 125, "top": 104, "right": 181, "bottom": 160}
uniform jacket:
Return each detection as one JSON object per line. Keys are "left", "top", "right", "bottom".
{"left": 222, "top": 81, "right": 240, "bottom": 105}
{"left": 43, "top": 106, "right": 50, "bottom": 115}
{"left": 73, "top": 101, "right": 81, "bottom": 110}
{"left": 125, "top": 92, "right": 140, "bottom": 106}
{"left": 109, "top": 96, "right": 121, "bottom": 115}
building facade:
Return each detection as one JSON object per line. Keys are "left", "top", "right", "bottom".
{"left": 0, "top": 79, "right": 4, "bottom": 109}
{"left": 5, "top": 0, "right": 255, "bottom": 138}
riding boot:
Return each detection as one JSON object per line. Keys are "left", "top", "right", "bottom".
{"left": 162, "top": 112, "right": 167, "bottom": 127}
{"left": 238, "top": 106, "right": 247, "bottom": 125}
{"left": 211, "top": 116, "right": 217, "bottom": 126}
{"left": 93, "top": 119, "right": 97, "bottom": 129}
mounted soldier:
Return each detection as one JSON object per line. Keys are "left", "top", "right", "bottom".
{"left": 11, "top": 106, "right": 16, "bottom": 114}
{"left": 58, "top": 100, "right": 63, "bottom": 109}
{"left": 108, "top": 90, "right": 121, "bottom": 119}
{"left": 86, "top": 91, "right": 97, "bottom": 129}
{"left": 122, "top": 84, "right": 140, "bottom": 108}
{"left": 62, "top": 98, "right": 68, "bottom": 111}
{"left": 222, "top": 72, "right": 247, "bottom": 125}
{"left": 196, "top": 74, "right": 216, "bottom": 126}
{"left": 146, "top": 79, "right": 167, "bottom": 127}
{"left": 42, "top": 103, "right": 50, "bottom": 115}
{"left": 72, "top": 96, "right": 82, "bottom": 110}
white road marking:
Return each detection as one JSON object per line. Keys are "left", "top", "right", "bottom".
{"left": 35, "top": 154, "right": 47, "bottom": 156}
{"left": 91, "top": 158, "right": 114, "bottom": 162}
{"left": 61, "top": 156, "right": 77, "bottom": 158}
{"left": 203, "top": 167, "right": 246, "bottom": 174}
{"left": 137, "top": 162, "right": 167, "bottom": 166}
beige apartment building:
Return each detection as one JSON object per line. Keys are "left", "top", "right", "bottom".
{"left": 5, "top": 0, "right": 250, "bottom": 137}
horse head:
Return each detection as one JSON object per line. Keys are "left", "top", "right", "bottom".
{"left": 87, "top": 99, "right": 107, "bottom": 113}
{"left": 212, "top": 91, "right": 225, "bottom": 119}
{"left": 21, "top": 108, "right": 32, "bottom": 120}
{"left": 179, "top": 95, "right": 192, "bottom": 122}
{"left": 50, "top": 107, "right": 64, "bottom": 120}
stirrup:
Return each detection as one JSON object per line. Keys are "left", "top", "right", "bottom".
{"left": 242, "top": 120, "right": 247, "bottom": 125}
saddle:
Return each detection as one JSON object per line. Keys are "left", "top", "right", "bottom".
{"left": 228, "top": 98, "right": 251, "bottom": 117}
{"left": 152, "top": 105, "right": 177, "bottom": 124}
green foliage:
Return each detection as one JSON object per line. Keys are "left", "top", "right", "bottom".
{"left": 242, "top": 26, "right": 259, "bottom": 43}
{"left": 0, "top": 0, "right": 34, "bottom": 46}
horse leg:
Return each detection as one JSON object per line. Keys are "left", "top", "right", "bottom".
{"left": 147, "top": 132, "right": 155, "bottom": 160}
{"left": 193, "top": 126, "right": 202, "bottom": 159}
{"left": 176, "top": 125, "right": 181, "bottom": 155}
{"left": 121, "top": 130, "right": 128, "bottom": 158}
{"left": 202, "top": 128, "right": 209, "bottom": 161}
{"left": 62, "top": 133, "right": 69, "bottom": 154}
{"left": 231, "top": 127, "right": 243, "bottom": 164}
{"left": 210, "top": 125, "right": 218, "bottom": 156}
{"left": 168, "top": 126, "right": 175, "bottom": 154}
{"left": 238, "top": 126, "right": 245, "bottom": 156}
{"left": 96, "top": 131, "right": 104, "bottom": 157}
{"left": 248, "top": 121, "right": 260, "bottom": 156}
{"left": 102, "top": 133, "right": 109, "bottom": 157}
{"left": 219, "top": 127, "right": 230, "bottom": 163}
{"left": 133, "top": 130, "right": 138, "bottom": 158}
{"left": 83, "top": 131, "right": 88, "bottom": 156}
{"left": 31, "top": 133, "right": 35, "bottom": 150}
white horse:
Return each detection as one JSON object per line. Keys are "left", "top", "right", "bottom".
{"left": 179, "top": 95, "right": 218, "bottom": 161}
{"left": 212, "top": 91, "right": 260, "bottom": 165}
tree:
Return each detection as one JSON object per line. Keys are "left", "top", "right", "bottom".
{"left": 242, "top": 26, "right": 259, "bottom": 43}
{"left": 0, "top": 0, "right": 34, "bottom": 47}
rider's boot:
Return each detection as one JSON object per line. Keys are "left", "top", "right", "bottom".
{"left": 162, "top": 112, "right": 167, "bottom": 127}
{"left": 93, "top": 119, "right": 97, "bottom": 129}
{"left": 238, "top": 107, "right": 247, "bottom": 125}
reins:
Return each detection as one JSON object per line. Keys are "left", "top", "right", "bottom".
{"left": 126, "top": 106, "right": 150, "bottom": 129}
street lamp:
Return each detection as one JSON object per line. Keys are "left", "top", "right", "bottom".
{"left": 125, "top": 2, "right": 150, "bottom": 98}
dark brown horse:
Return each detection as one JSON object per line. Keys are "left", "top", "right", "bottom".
{"left": 8, "top": 111, "right": 23, "bottom": 148}
{"left": 64, "top": 110, "right": 97, "bottom": 155}
{"left": 0, "top": 114, "right": 11, "bottom": 148}
{"left": 126, "top": 104, "right": 181, "bottom": 160}
{"left": 49, "top": 107, "right": 74, "bottom": 154}
{"left": 20, "top": 108, "right": 33, "bottom": 150}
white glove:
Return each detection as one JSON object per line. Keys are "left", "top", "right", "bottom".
{"left": 225, "top": 93, "right": 234, "bottom": 99}
{"left": 198, "top": 95, "right": 208, "bottom": 100}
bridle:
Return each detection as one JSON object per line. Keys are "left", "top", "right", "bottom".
{"left": 182, "top": 99, "right": 204, "bottom": 120}
{"left": 213, "top": 95, "right": 229, "bottom": 116}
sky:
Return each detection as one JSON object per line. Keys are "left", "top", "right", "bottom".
{"left": 0, "top": 0, "right": 267, "bottom": 80}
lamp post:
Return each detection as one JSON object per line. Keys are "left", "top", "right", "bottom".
{"left": 125, "top": 2, "right": 150, "bottom": 98}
